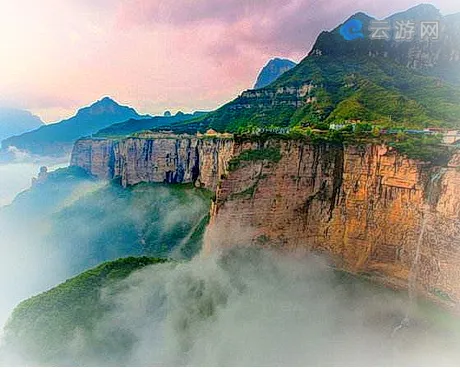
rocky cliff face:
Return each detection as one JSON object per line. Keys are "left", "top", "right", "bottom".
{"left": 205, "top": 139, "right": 460, "bottom": 307}
{"left": 71, "top": 136, "right": 460, "bottom": 306}
{"left": 70, "top": 136, "right": 234, "bottom": 191}
{"left": 235, "top": 83, "right": 317, "bottom": 109}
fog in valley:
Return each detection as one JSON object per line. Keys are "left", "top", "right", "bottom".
{"left": 2, "top": 0, "right": 460, "bottom": 364}
{"left": 3, "top": 246, "right": 460, "bottom": 366}
{"left": 0, "top": 151, "right": 87, "bottom": 328}
{"left": 0, "top": 147, "right": 68, "bottom": 207}
{"left": 90, "top": 249, "right": 460, "bottom": 366}
{"left": 0, "top": 155, "right": 209, "bottom": 333}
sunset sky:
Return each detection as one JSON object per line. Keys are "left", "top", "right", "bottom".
{"left": 1, "top": 0, "right": 459, "bottom": 123}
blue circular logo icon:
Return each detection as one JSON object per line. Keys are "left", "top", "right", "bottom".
{"left": 340, "top": 19, "right": 365, "bottom": 41}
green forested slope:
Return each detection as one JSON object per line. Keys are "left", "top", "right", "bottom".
{"left": 2, "top": 257, "right": 168, "bottom": 365}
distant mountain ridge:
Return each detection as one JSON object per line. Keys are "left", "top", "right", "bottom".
{"left": 178, "top": 4, "right": 460, "bottom": 133}
{"left": 254, "top": 58, "right": 297, "bottom": 89}
{"left": 0, "top": 108, "right": 43, "bottom": 145}
{"left": 310, "top": 4, "right": 460, "bottom": 83}
{"left": 2, "top": 97, "right": 149, "bottom": 156}
{"left": 95, "top": 111, "right": 207, "bottom": 138}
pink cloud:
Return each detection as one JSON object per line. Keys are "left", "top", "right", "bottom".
{"left": 114, "top": 0, "right": 456, "bottom": 58}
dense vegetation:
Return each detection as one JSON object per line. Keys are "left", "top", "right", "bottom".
{"left": 389, "top": 134, "right": 453, "bottom": 165}
{"left": 0, "top": 166, "right": 213, "bottom": 334}
{"left": 2, "top": 257, "right": 168, "bottom": 365}
{"left": 49, "top": 181, "right": 213, "bottom": 272}
{"left": 2, "top": 167, "right": 212, "bottom": 272}
{"left": 227, "top": 128, "right": 457, "bottom": 165}
{"left": 4, "top": 252, "right": 460, "bottom": 366}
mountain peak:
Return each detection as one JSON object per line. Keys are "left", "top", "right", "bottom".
{"left": 408, "top": 3, "right": 438, "bottom": 11}
{"left": 0, "top": 108, "right": 44, "bottom": 143}
{"left": 194, "top": 4, "right": 460, "bottom": 134}
{"left": 308, "top": 2, "right": 453, "bottom": 64}
{"left": 254, "top": 58, "right": 297, "bottom": 89}
{"left": 75, "top": 97, "right": 137, "bottom": 118}
{"left": 386, "top": 3, "right": 440, "bottom": 20}
{"left": 92, "top": 96, "right": 120, "bottom": 107}
{"left": 2, "top": 97, "right": 145, "bottom": 155}
{"left": 347, "top": 11, "right": 374, "bottom": 22}
{"left": 336, "top": 11, "right": 374, "bottom": 30}
{"left": 271, "top": 57, "right": 294, "bottom": 63}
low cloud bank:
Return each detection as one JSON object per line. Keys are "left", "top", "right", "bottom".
{"left": 0, "top": 146, "right": 68, "bottom": 207}
{"left": 98, "top": 248, "right": 460, "bottom": 366}
{"left": 4, "top": 247, "right": 460, "bottom": 366}
{"left": 0, "top": 169, "right": 210, "bottom": 334}
{"left": 0, "top": 150, "right": 71, "bottom": 327}
{"left": 0, "top": 172, "right": 99, "bottom": 329}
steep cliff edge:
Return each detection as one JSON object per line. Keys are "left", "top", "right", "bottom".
{"left": 71, "top": 136, "right": 460, "bottom": 306}
{"left": 70, "top": 136, "right": 234, "bottom": 191}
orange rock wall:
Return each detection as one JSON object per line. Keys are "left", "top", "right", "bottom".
{"left": 207, "top": 139, "right": 460, "bottom": 306}
{"left": 71, "top": 136, "right": 460, "bottom": 306}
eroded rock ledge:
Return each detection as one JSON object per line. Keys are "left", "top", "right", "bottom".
{"left": 71, "top": 137, "right": 234, "bottom": 191}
